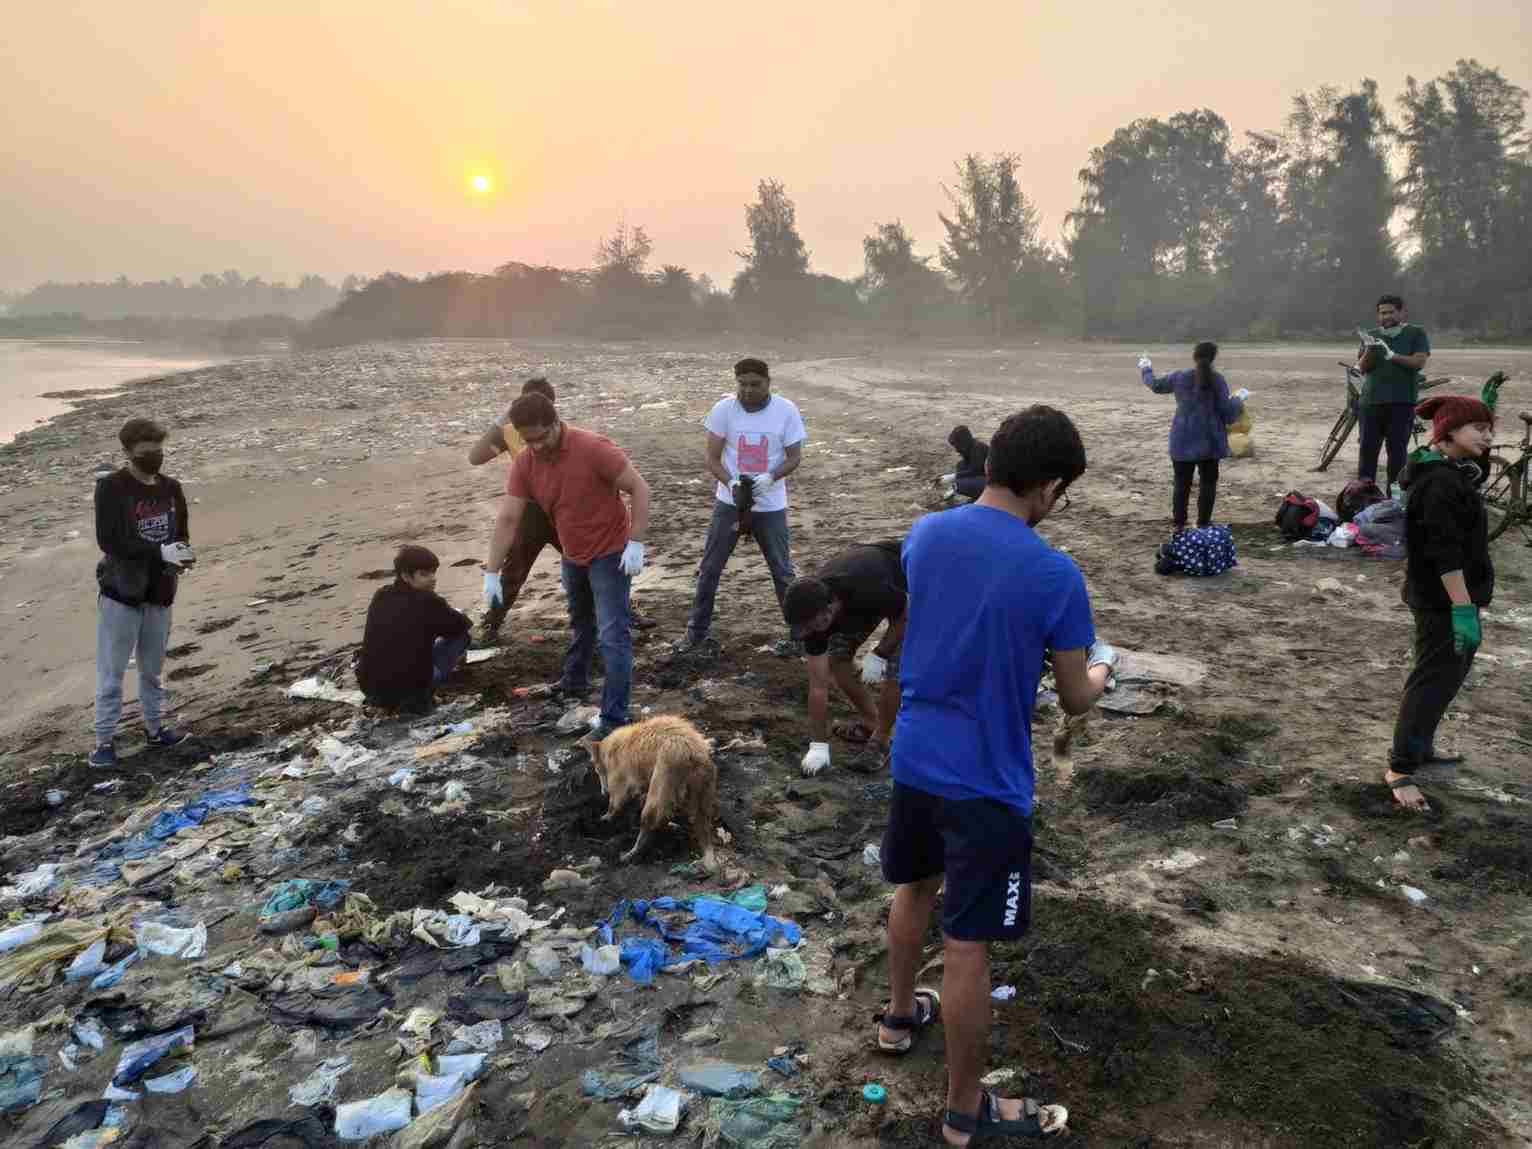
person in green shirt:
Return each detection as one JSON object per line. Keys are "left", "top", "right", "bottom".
{"left": 1356, "top": 293, "right": 1431, "bottom": 489}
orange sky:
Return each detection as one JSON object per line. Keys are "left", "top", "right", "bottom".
{"left": 3, "top": 1, "right": 1529, "bottom": 292}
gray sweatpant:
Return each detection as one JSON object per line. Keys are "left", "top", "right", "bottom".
{"left": 95, "top": 595, "right": 173, "bottom": 745}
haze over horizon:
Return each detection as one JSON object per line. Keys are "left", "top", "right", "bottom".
{"left": 4, "top": 1, "right": 1529, "bottom": 294}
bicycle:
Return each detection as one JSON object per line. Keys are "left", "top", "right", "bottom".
{"left": 1314, "top": 361, "right": 1450, "bottom": 473}
{"left": 1485, "top": 408, "right": 1532, "bottom": 545}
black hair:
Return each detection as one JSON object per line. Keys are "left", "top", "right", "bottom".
{"left": 987, "top": 405, "right": 1086, "bottom": 498}
{"left": 508, "top": 392, "right": 558, "bottom": 430}
{"left": 734, "top": 357, "right": 769, "bottom": 378}
{"left": 118, "top": 418, "right": 167, "bottom": 450}
{"left": 521, "top": 376, "right": 555, "bottom": 401}
{"left": 1193, "top": 341, "right": 1218, "bottom": 390}
{"left": 1377, "top": 293, "right": 1405, "bottom": 311}
{"left": 394, "top": 545, "right": 440, "bottom": 578}
{"left": 782, "top": 577, "right": 832, "bottom": 626}
{"left": 948, "top": 424, "right": 974, "bottom": 451}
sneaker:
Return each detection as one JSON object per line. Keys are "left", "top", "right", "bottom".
{"left": 146, "top": 726, "right": 189, "bottom": 748}
{"left": 772, "top": 637, "right": 804, "bottom": 659}
{"left": 589, "top": 720, "right": 628, "bottom": 743}
{"left": 672, "top": 633, "right": 719, "bottom": 659}
{"left": 88, "top": 743, "right": 118, "bottom": 769}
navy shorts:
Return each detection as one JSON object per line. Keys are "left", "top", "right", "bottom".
{"left": 880, "top": 781, "right": 1033, "bottom": 942}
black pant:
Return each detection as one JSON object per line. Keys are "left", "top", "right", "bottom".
{"left": 1358, "top": 403, "right": 1416, "bottom": 487}
{"left": 1171, "top": 459, "right": 1219, "bottom": 528}
{"left": 1390, "top": 608, "right": 1476, "bottom": 771}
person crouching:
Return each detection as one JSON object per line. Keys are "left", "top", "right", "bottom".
{"left": 357, "top": 545, "right": 471, "bottom": 714}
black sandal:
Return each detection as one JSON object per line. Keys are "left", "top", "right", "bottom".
{"left": 1386, "top": 771, "right": 1433, "bottom": 813}
{"left": 875, "top": 987, "right": 940, "bottom": 1053}
{"left": 943, "top": 1091, "right": 1068, "bottom": 1141}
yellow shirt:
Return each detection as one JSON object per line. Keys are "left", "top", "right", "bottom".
{"left": 497, "top": 421, "right": 526, "bottom": 458}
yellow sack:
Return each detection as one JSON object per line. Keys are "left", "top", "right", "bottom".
{"left": 1228, "top": 432, "right": 1253, "bottom": 458}
{"left": 1229, "top": 405, "right": 1253, "bottom": 436}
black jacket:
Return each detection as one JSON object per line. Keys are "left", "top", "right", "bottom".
{"left": 1399, "top": 451, "right": 1494, "bottom": 610}
{"left": 357, "top": 581, "right": 471, "bottom": 705}
{"left": 94, "top": 470, "right": 189, "bottom": 607}
{"left": 954, "top": 439, "right": 989, "bottom": 481}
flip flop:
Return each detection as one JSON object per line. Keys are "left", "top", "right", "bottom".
{"left": 1387, "top": 772, "right": 1432, "bottom": 813}
{"left": 943, "top": 1091, "right": 1068, "bottom": 1141}
{"left": 875, "top": 987, "right": 940, "bottom": 1054}
{"left": 833, "top": 720, "right": 874, "bottom": 745}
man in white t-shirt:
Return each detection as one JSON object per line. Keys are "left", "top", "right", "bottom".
{"left": 676, "top": 357, "right": 806, "bottom": 655}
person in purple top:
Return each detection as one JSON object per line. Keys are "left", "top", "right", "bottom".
{"left": 1138, "top": 342, "right": 1249, "bottom": 532}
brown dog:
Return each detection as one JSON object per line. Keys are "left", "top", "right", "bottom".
{"left": 580, "top": 715, "right": 719, "bottom": 873}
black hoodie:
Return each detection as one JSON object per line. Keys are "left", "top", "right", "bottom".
{"left": 1398, "top": 450, "right": 1494, "bottom": 610}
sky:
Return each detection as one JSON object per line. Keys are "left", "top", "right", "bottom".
{"left": 2, "top": 1, "right": 1529, "bottom": 293}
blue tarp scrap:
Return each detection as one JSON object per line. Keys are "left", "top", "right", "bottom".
{"left": 97, "top": 786, "right": 256, "bottom": 863}
{"left": 596, "top": 897, "right": 803, "bottom": 984}
{"left": 259, "top": 879, "right": 350, "bottom": 918}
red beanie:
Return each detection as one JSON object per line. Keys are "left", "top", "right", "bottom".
{"left": 1416, "top": 395, "right": 1493, "bottom": 444}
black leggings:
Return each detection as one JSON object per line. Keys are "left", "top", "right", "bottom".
{"left": 1391, "top": 608, "right": 1476, "bottom": 770}
{"left": 1171, "top": 459, "right": 1219, "bottom": 528}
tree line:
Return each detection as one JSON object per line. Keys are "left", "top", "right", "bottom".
{"left": 8, "top": 271, "right": 346, "bottom": 321}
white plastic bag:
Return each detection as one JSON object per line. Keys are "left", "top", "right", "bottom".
{"left": 335, "top": 1088, "right": 412, "bottom": 1139}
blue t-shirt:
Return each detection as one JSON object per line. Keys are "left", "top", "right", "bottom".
{"left": 891, "top": 505, "right": 1096, "bottom": 814}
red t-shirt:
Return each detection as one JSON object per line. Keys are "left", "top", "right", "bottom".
{"left": 507, "top": 425, "right": 631, "bottom": 565}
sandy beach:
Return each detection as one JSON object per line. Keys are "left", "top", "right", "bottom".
{"left": 2, "top": 336, "right": 1530, "bottom": 1145}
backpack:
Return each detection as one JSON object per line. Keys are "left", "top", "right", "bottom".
{"left": 1274, "top": 492, "right": 1320, "bottom": 541}
{"left": 1336, "top": 478, "right": 1386, "bottom": 524}
{"left": 1155, "top": 525, "right": 1238, "bottom": 577}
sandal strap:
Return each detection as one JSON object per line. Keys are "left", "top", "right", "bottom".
{"left": 876, "top": 989, "right": 937, "bottom": 1030}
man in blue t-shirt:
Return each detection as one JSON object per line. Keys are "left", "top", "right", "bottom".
{"left": 874, "top": 405, "right": 1117, "bottom": 1145}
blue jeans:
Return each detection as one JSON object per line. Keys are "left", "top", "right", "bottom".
{"left": 432, "top": 632, "right": 471, "bottom": 684}
{"left": 95, "top": 596, "right": 173, "bottom": 745}
{"left": 560, "top": 551, "right": 632, "bottom": 727}
{"left": 686, "top": 503, "right": 796, "bottom": 641}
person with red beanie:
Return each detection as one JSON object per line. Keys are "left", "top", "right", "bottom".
{"left": 1386, "top": 390, "right": 1498, "bottom": 812}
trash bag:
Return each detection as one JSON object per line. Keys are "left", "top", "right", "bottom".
{"left": 1154, "top": 525, "right": 1237, "bottom": 577}
{"left": 260, "top": 879, "right": 351, "bottom": 919}
{"left": 269, "top": 986, "right": 392, "bottom": 1030}
{"left": 445, "top": 987, "right": 528, "bottom": 1024}
{"left": 706, "top": 1093, "right": 803, "bottom": 1148}
{"left": 679, "top": 1060, "right": 762, "bottom": 1098}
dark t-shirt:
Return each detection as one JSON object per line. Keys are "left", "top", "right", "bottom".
{"left": 1361, "top": 324, "right": 1430, "bottom": 405}
{"left": 803, "top": 541, "right": 907, "bottom": 656}
{"left": 357, "top": 581, "right": 471, "bottom": 704}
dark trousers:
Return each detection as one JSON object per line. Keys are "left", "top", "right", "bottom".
{"left": 1358, "top": 403, "right": 1416, "bottom": 487}
{"left": 686, "top": 503, "right": 796, "bottom": 641}
{"left": 432, "top": 633, "right": 471, "bottom": 684}
{"left": 483, "top": 500, "right": 561, "bottom": 633}
{"left": 560, "top": 551, "right": 632, "bottom": 728}
{"left": 953, "top": 474, "right": 986, "bottom": 499}
{"left": 1171, "top": 459, "right": 1220, "bottom": 528}
{"left": 1391, "top": 608, "right": 1476, "bottom": 771}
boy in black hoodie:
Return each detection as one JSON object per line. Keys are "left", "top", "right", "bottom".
{"left": 944, "top": 425, "right": 989, "bottom": 500}
{"left": 357, "top": 546, "right": 471, "bottom": 713}
{"left": 92, "top": 418, "right": 194, "bottom": 768}
{"left": 1386, "top": 392, "right": 1497, "bottom": 812}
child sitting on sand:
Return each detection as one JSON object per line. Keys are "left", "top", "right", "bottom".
{"left": 357, "top": 545, "right": 471, "bottom": 713}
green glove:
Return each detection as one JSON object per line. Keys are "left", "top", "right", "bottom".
{"left": 1451, "top": 604, "right": 1481, "bottom": 656}
{"left": 1481, "top": 372, "right": 1505, "bottom": 413}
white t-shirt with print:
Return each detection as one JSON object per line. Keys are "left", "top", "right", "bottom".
{"left": 703, "top": 394, "right": 807, "bottom": 514}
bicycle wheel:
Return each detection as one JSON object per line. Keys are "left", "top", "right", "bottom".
{"left": 1316, "top": 407, "right": 1357, "bottom": 472}
{"left": 1483, "top": 456, "right": 1526, "bottom": 543}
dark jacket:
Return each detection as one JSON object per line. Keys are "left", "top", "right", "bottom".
{"left": 357, "top": 581, "right": 471, "bottom": 705}
{"left": 953, "top": 439, "right": 988, "bottom": 482}
{"left": 1141, "top": 367, "right": 1244, "bottom": 462}
{"left": 1399, "top": 450, "right": 1494, "bottom": 610}
{"left": 94, "top": 469, "right": 189, "bottom": 607}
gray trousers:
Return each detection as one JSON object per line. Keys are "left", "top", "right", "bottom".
{"left": 686, "top": 503, "right": 796, "bottom": 640}
{"left": 96, "top": 595, "right": 173, "bottom": 744}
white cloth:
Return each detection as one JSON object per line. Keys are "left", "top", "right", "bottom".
{"left": 860, "top": 651, "right": 887, "bottom": 684}
{"left": 483, "top": 570, "right": 503, "bottom": 605}
{"left": 704, "top": 395, "right": 806, "bottom": 514}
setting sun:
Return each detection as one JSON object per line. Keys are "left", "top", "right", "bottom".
{"left": 470, "top": 174, "right": 491, "bottom": 194}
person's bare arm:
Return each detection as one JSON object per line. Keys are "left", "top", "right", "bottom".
{"left": 1053, "top": 647, "right": 1110, "bottom": 716}
{"left": 468, "top": 423, "right": 507, "bottom": 466}
{"left": 1440, "top": 570, "right": 1470, "bottom": 606}
{"left": 874, "top": 611, "right": 906, "bottom": 659}
{"left": 704, "top": 432, "right": 733, "bottom": 489}
{"left": 485, "top": 495, "right": 527, "bottom": 571}
{"left": 773, "top": 441, "right": 803, "bottom": 482}
{"left": 806, "top": 654, "right": 832, "bottom": 740}
{"left": 615, "top": 463, "right": 650, "bottom": 542}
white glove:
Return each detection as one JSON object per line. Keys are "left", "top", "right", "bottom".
{"left": 1381, "top": 344, "right": 1395, "bottom": 361}
{"left": 748, "top": 473, "right": 775, "bottom": 496}
{"left": 800, "top": 741, "right": 831, "bottom": 777}
{"left": 1087, "top": 640, "right": 1120, "bottom": 673}
{"left": 482, "top": 570, "right": 503, "bottom": 606}
{"left": 1234, "top": 388, "right": 1250, "bottom": 401}
{"left": 940, "top": 472, "right": 956, "bottom": 484}
{"left": 860, "top": 651, "right": 887, "bottom": 684}
{"left": 619, "top": 540, "right": 645, "bottom": 577}
{"left": 1137, "top": 356, "right": 1153, "bottom": 371}
{"left": 160, "top": 542, "right": 194, "bottom": 567}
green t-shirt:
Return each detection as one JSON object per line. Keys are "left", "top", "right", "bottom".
{"left": 1360, "top": 323, "right": 1430, "bottom": 405}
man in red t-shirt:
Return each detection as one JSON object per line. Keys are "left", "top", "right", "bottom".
{"left": 482, "top": 393, "right": 650, "bottom": 737}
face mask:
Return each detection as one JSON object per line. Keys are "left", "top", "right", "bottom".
{"left": 133, "top": 451, "right": 164, "bottom": 475}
